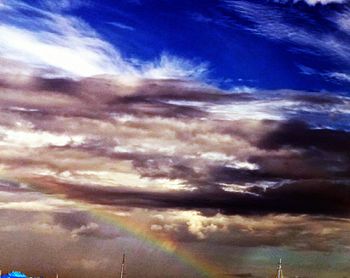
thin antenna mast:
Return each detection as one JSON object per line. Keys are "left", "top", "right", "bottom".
{"left": 275, "top": 258, "right": 283, "bottom": 278}
{"left": 120, "top": 253, "right": 126, "bottom": 278}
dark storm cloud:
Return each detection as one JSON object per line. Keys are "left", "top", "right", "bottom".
{"left": 0, "top": 75, "right": 81, "bottom": 95}
{"left": 33, "top": 77, "right": 82, "bottom": 94}
{"left": 258, "top": 120, "right": 350, "bottom": 153}
{"left": 206, "top": 165, "right": 273, "bottom": 184}
{"left": 249, "top": 153, "right": 349, "bottom": 179}
{"left": 30, "top": 177, "right": 350, "bottom": 217}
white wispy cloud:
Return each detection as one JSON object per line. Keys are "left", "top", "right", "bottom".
{"left": 298, "top": 0, "right": 347, "bottom": 5}
{"left": 229, "top": 85, "right": 256, "bottom": 93}
{"left": 0, "top": 1, "right": 136, "bottom": 77}
{"left": 140, "top": 55, "right": 208, "bottom": 80}
{"left": 0, "top": 0, "right": 208, "bottom": 81}
{"left": 327, "top": 72, "right": 350, "bottom": 82}
{"left": 298, "top": 64, "right": 350, "bottom": 83}
{"left": 334, "top": 8, "right": 350, "bottom": 34}
{"left": 273, "top": 0, "right": 347, "bottom": 5}
{"left": 223, "top": 0, "right": 350, "bottom": 63}
{"left": 38, "top": 0, "right": 88, "bottom": 11}
{"left": 107, "top": 21, "right": 135, "bottom": 31}
{"left": 0, "top": 23, "right": 134, "bottom": 77}
{"left": 297, "top": 64, "right": 318, "bottom": 76}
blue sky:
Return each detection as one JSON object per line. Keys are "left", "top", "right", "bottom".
{"left": 89, "top": 0, "right": 350, "bottom": 91}
{"left": 1, "top": 0, "right": 349, "bottom": 92}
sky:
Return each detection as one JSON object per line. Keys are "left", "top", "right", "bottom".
{"left": 0, "top": 0, "right": 349, "bottom": 277}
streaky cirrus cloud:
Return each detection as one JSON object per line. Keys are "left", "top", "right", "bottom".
{"left": 0, "top": 0, "right": 208, "bottom": 82}
{"left": 222, "top": 0, "right": 350, "bottom": 63}
{"left": 299, "top": 0, "right": 348, "bottom": 5}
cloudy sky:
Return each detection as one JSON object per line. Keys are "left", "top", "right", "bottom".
{"left": 0, "top": 0, "right": 349, "bottom": 277}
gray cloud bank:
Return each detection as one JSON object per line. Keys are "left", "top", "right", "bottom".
{"left": 0, "top": 63, "right": 349, "bottom": 218}
{"left": 0, "top": 60, "right": 350, "bottom": 277}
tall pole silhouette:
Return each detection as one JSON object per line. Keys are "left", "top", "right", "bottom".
{"left": 120, "top": 253, "right": 126, "bottom": 278}
{"left": 275, "top": 258, "right": 283, "bottom": 278}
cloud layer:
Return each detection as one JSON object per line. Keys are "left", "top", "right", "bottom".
{"left": 0, "top": 57, "right": 349, "bottom": 276}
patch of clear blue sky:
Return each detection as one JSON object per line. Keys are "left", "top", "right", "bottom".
{"left": 20, "top": 0, "right": 350, "bottom": 93}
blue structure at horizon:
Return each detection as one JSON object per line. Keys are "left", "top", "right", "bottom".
{"left": 1, "top": 271, "right": 27, "bottom": 278}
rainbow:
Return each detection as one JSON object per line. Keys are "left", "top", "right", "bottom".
{"left": 17, "top": 177, "right": 222, "bottom": 278}
{"left": 88, "top": 205, "right": 221, "bottom": 278}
